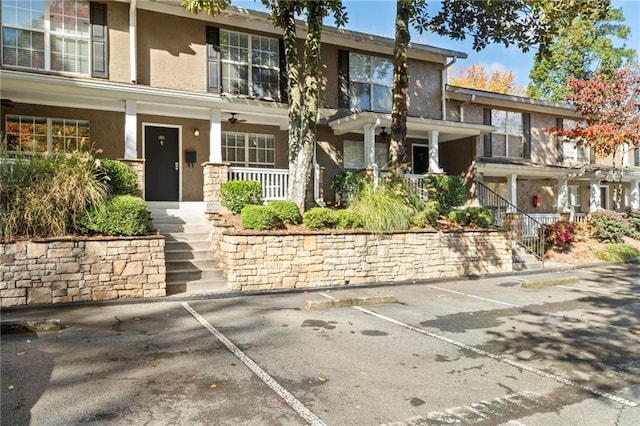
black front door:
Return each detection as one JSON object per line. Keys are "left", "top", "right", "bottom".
{"left": 412, "top": 145, "right": 429, "bottom": 174}
{"left": 145, "top": 126, "right": 179, "bottom": 201}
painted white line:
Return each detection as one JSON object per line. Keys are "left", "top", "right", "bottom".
{"left": 182, "top": 302, "right": 326, "bottom": 426}
{"left": 557, "top": 284, "right": 633, "bottom": 297}
{"left": 317, "top": 293, "right": 639, "bottom": 408}
{"left": 426, "top": 285, "right": 520, "bottom": 307}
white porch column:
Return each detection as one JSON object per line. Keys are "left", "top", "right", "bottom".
{"left": 209, "top": 109, "right": 222, "bottom": 163}
{"left": 556, "top": 175, "right": 569, "bottom": 213}
{"left": 630, "top": 179, "right": 640, "bottom": 210}
{"left": 428, "top": 129, "right": 442, "bottom": 173}
{"left": 124, "top": 100, "right": 137, "bottom": 159}
{"left": 363, "top": 123, "right": 376, "bottom": 167}
{"left": 507, "top": 174, "right": 517, "bottom": 212}
{"left": 589, "top": 177, "right": 602, "bottom": 212}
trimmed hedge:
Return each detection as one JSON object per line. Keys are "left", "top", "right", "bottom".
{"left": 221, "top": 180, "right": 262, "bottom": 213}
{"left": 589, "top": 211, "right": 625, "bottom": 243}
{"left": 303, "top": 207, "right": 338, "bottom": 230}
{"left": 241, "top": 205, "right": 281, "bottom": 230}
{"left": 335, "top": 209, "right": 364, "bottom": 229}
{"left": 80, "top": 195, "right": 149, "bottom": 236}
{"left": 99, "top": 159, "right": 139, "bottom": 196}
{"left": 411, "top": 201, "right": 441, "bottom": 228}
{"left": 267, "top": 200, "right": 301, "bottom": 224}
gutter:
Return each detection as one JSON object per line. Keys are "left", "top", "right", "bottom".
{"left": 441, "top": 57, "right": 457, "bottom": 120}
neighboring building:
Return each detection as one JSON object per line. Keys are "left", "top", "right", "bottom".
{"left": 2, "top": 0, "right": 639, "bottom": 216}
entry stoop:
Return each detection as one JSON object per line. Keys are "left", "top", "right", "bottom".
{"left": 512, "top": 245, "right": 543, "bottom": 271}
{"left": 147, "top": 202, "right": 228, "bottom": 295}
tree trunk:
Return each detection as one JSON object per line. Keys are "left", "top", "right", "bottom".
{"left": 289, "top": 1, "right": 323, "bottom": 211}
{"left": 389, "top": 0, "right": 410, "bottom": 177}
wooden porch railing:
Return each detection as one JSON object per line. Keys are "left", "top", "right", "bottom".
{"left": 228, "top": 167, "right": 289, "bottom": 200}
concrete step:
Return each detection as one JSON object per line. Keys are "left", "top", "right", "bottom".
{"left": 166, "top": 279, "right": 229, "bottom": 295}
{"left": 164, "top": 240, "right": 211, "bottom": 251}
{"left": 167, "top": 269, "right": 225, "bottom": 283}
{"left": 153, "top": 223, "right": 210, "bottom": 234}
{"left": 513, "top": 261, "right": 543, "bottom": 271}
{"left": 164, "top": 249, "right": 216, "bottom": 261}
{"left": 162, "top": 232, "right": 210, "bottom": 242}
{"left": 165, "top": 259, "right": 220, "bottom": 272}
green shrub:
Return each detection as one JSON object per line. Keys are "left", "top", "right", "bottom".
{"left": 240, "top": 205, "right": 281, "bottom": 230}
{"left": 1, "top": 152, "right": 108, "bottom": 240}
{"left": 426, "top": 175, "right": 466, "bottom": 211}
{"left": 411, "top": 201, "right": 441, "bottom": 228}
{"left": 334, "top": 209, "right": 364, "bottom": 229}
{"left": 544, "top": 221, "right": 580, "bottom": 251}
{"left": 446, "top": 207, "right": 493, "bottom": 229}
{"left": 589, "top": 211, "right": 626, "bottom": 243}
{"left": 594, "top": 243, "right": 640, "bottom": 261}
{"left": 625, "top": 209, "right": 640, "bottom": 239}
{"left": 303, "top": 207, "right": 338, "bottom": 230}
{"left": 267, "top": 200, "right": 301, "bottom": 225}
{"left": 98, "top": 158, "right": 139, "bottom": 196}
{"left": 80, "top": 195, "right": 148, "bottom": 236}
{"left": 220, "top": 180, "right": 262, "bottom": 213}
{"left": 347, "top": 182, "right": 418, "bottom": 232}
{"left": 331, "top": 171, "right": 364, "bottom": 206}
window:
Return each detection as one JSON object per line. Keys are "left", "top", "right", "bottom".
{"left": 343, "top": 140, "right": 389, "bottom": 169}
{"left": 561, "top": 119, "right": 590, "bottom": 163}
{"left": 568, "top": 185, "right": 581, "bottom": 209}
{"left": 349, "top": 53, "right": 393, "bottom": 112}
{"left": 491, "top": 110, "right": 523, "bottom": 158}
{"left": 2, "top": 0, "right": 91, "bottom": 74}
{"left": 4, "top": 115, "right": 90, "bottom": 154}
{"left": 220, "top": 30, "right": 279, "bottom": 99}
{"left": 222, "top": 132, "right": 275, "bottom": 168}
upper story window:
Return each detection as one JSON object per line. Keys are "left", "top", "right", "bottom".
{"left": 491, "top": 110, "right": 523, "bottom": 158}
{"left": 222, "top": 131, "right": 275, "bottom": 168}
{"left": 219, "top": 30, "right": 280, "bottom": 99}
{"left": 1, "top": 1, "right": 107, "bottom": 77}
{"left": 561, "top": 119, "right": 590, "bottom": 163}
{"left": 4, "top": 115, "right": 90, "bottom": 154}
{"left": 338, "top": 50, "right": 393, "bottom": 112}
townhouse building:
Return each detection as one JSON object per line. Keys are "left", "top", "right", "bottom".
{"left": 2, "top": 0, "right": 640, "bottom": 221}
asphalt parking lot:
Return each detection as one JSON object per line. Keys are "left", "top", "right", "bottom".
{"left": 2, "top": 263, "right": 640, "bottom": 425}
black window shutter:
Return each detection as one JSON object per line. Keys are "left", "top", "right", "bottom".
{"left": 206, "top": 27, "right": 221, "bottom": 93}
{"left": 635, "top": 149, "right": 640, "bottom": 167}
{"left": 483, "top": 108, "right": 492, "bottom": 157}
{"left": 338, "top": 50, "right": 350, "bottom": 108}
{"left": 556, "top": 117, "right": 564, "bottom": 162}
{"left": 278, "top": 38, "right": 287, "bottom": 103}
{"left": 90, "top": 2, "right": 108, "bottom": 78}
{"left": 523, "top": 113, "right": 531, "bottom": 159}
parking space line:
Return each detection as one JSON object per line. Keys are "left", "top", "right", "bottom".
{"left": 426, "top": 285, "right": 520, "bottom": 307}
{"left": 317, "top": 294, "right": 638, "bottom": 408}
{"left": 182, "top": 302, "right": 327, "bottom": 426}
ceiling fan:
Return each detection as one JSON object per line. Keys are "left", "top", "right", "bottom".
{"left": 228, "top": 112, "right": 247, "bottom": 125}
{"left": 379, "top": 127, "right": 389, "bottom": 138}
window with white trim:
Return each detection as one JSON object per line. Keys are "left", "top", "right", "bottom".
{"left": 222, "top": 131, "right": 275, "bottom": 168}
{"left": 568, "top": 185, "right": 581, "bottom": 208}
{"left": 343, "top": 140, "right": 389, "bottom": 169}
{"left": 4, "top": 115, "right": 90, "bottom": 154}
{"left": 491, "top": 110, "right": 523, "bottom": 158}
{"left": 220, "top": 30, "right": 279, "bottom": 99}
{"left": 2, "top": 0, "right": 91, "bottom": 74}
{"left": 561, "top": 119, "right": 590, "bottom": 163}
{"left": 349, "top": 53, "right": 393, "bottom": 112}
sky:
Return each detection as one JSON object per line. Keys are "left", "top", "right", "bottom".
{"left": 232, "top": 0, "right": 640, "bottom": 91}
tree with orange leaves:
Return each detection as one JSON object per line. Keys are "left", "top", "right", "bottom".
{"left": 449, "top": 64, "right": 524, "bottom": 95}
{"left": 548, "top": 67, "right": 640, "bottom": 210}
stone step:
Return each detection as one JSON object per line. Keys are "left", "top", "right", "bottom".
{"left": 166, "top": 279, "right": 229, "bottom": 295}
{"left": 162, "top": 233, "right": 210, "bottom": 243}
{"left": 153, "top": 223, "right": 210, "bottom": 234}
{"left": 513, "top": 261, "right": 544, "bottom": 271}
{"left": 164, "top": 249, "right": 215, "bottom": 261}
{"left": 166, "top": 269, "right": 225, "bottom": 283}
{"left": 164, "top": 240, "right": 212, "bottom": 251}
{"left": 165, "top": 259, "right": 220, "bottom": 272}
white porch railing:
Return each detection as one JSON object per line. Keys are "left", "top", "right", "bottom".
{"left": 378, "top": 172, "right": 429, "bottom": 201}
{"left": 228, "top": 167, "right": 289, "bottom": 200}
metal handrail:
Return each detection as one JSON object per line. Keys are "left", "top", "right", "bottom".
{"left": 477, "top": 182, "right": 545, "bottom": 261}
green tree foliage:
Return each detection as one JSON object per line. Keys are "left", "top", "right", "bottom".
{"left": 527, "top": 7, "right": 636, "bottom": 101}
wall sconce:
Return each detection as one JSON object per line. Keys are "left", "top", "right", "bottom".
{"left": 193, "top": 128, "right": 200, "bottom": 137}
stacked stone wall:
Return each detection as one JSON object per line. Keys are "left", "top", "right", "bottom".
{"left": 216, "top": 230, "right": 511, "bottom": 291}
{"left": 0, "top": 236, "right": 165, "bottom": 307}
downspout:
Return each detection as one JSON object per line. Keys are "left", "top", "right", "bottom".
{"left": 129, "top": 0, "right": 137, "bottom": 83}
{"left": 441, "top": 57, "right": 457, "bottom": 120}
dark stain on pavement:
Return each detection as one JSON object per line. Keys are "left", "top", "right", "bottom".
{"left": 302, "top": 319, "right": 337, "bottom": 330}
{"left": 420, "top": 308, "right": 521, "bottom": 333}
{"left": 111, "top": 316, "right": 124, "bottom": 333}
{"left": 361, "top": 330, "right": 388, "bottom": 336}
{"left": 409, "top": 397, "right": 426, "bottom": 407}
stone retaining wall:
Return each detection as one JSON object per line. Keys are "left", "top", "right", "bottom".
{"left": 0, "top": 236, "right": 165, "bottom": 307}
{"left": 217, "top": 229, "right": 512, "bottom": 291}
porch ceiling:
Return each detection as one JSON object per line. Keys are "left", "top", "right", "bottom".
{"left": 327, "top": 111, "right": 495, "bottom": 141}
{"left": 476, "top": 160, "right": 640, "bottom": 182}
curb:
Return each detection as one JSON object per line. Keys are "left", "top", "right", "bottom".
{"left": 520, "top": 276, "right": 580, "bottom": 289}
{"left": 305, "top": 295, "right": 397, "bottom": 310}
{"left": 1, "top": 319, "right": 62, "bottom": 334}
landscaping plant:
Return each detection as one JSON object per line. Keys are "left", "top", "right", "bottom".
{"left": 589, "top": 211, "right": 626, "bottom": 243}
{"left": 331, "top": 171, "right": 364, "bottom": 207}
{"left": 98, "top": 158, "right": 140, "bottom": 196}
{"left": 80, "top": 195, "right": 149, "bottom": 236}
{"left": 241, "top": 205, "right": 281, "bottom": 230}
{"left": 302, "top": 207, "right": 338, "bottom": 230}
{"left": 220, "top": 180, "right": 262, "bottom": 213}
{"left": 544, "top": 220, "right": 581, "bottom": 251}
{"left": 425, "top": 175, "right": 466, "bottom": 211}
{"left": 267, "top": 200, "right": 301, "bottom": 225}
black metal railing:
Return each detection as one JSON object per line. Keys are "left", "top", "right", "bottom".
{"left": 477, "top": 182, "right": 545, "bottom": 261}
